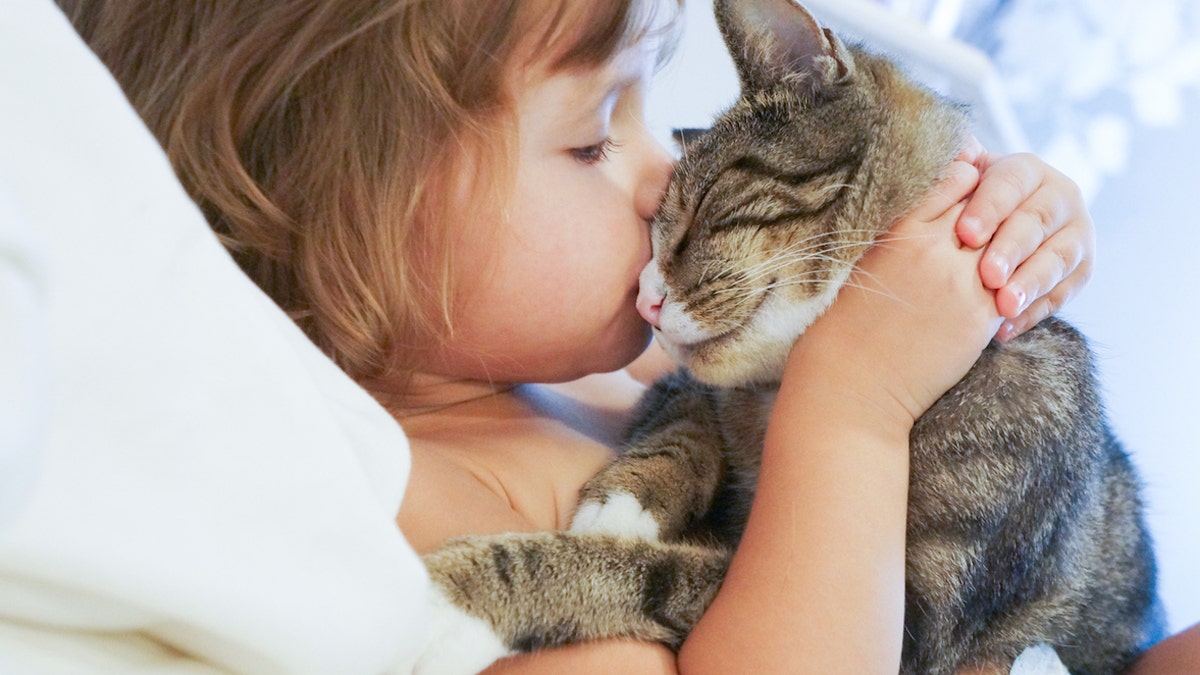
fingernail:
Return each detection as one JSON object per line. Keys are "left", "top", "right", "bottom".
{"left": 998, "top": 257, "right": 1012, "bottom": 281}
{"left": 997, "top": 321, "right": 1018, "bottom": 343}
{"left": 960, "top": 216, "right": 983, "bottom": 242}
{"left": 1012, "top": 288, "right": 1028, "bottom": 314}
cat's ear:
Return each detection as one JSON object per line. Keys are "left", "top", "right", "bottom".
{"left": 671, "top": 128, "right": 708, "bottom": 155}
{"left": 714, "top": 0, "right": 854, "bottom": 97}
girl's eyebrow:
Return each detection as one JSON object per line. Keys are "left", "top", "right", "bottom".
{"left": 557, "top": 80, "right": 618, "bottom": 130}
{"left": 564, "top": 52, "right": 649, "bottom": 126}
{"left": 561, "top": 88, "right": 619, "bottom": 131}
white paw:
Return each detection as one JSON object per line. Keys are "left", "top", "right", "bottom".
{"left": 1009, "top": 643, "right": 1070, "bottom": 675}
{"left": 405, "top": 587, "right": 512, "bottom": 675}
{"left": 569, "top": 492, "right": 661, "bottom": 541}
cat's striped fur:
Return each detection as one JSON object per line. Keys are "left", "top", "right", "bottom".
{"left": 417, "top": 1, "right": 1162, "bottom": 673}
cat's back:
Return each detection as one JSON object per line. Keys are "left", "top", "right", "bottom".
{"left": 902, "top": 316, "right": 1160, "bottom": 672}
{"left": 917, "top": 317, "right": 1102, "bottom": 448}
{"left": 908, "top": 317, "right": 1108, "bottom": 524}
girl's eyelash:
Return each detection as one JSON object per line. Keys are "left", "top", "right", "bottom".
{"left": 570, "top": 138, "right": 620, "bottom": 165}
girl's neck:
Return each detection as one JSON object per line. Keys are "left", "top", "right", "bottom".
{"left": 368, "top": 370, "right": 648, "bottom": 449}
{"left": 368, "top": 372, "right": 517, "bottom": 420}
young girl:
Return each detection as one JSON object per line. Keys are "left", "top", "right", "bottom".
{"left": 58, "top": 0, "right": 1195, "bottom": 672}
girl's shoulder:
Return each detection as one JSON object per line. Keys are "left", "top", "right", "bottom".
{"left": 398, "top": 439, "right": 541, "bottom": 554}
{"left": 397, "top": 370, "right": 649, "bottom": 553}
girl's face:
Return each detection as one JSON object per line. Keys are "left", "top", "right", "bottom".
{"left": 435, "top": 40, "right": 674, "bottom": 384}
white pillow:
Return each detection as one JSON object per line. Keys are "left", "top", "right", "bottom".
{"left": 0, "top": 2, "right": 429, "bottom": 673}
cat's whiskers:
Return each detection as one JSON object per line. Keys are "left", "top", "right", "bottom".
{"left": 835, "top": 264, "right": 913, "bottom": 306}
{"left": 731, "top": 236, "right": 874, "bottom": 287}
{"left": 813, "top": 182, "right": 858, "bottom": 196}
{"left": 709, "top": 253, "right": 904, "bottom": 314}
{"left": 731, "top": 229, "right": 948, "bottom": 306}
{"left": 698, "top": 227, "right": 880, "bottom": 289}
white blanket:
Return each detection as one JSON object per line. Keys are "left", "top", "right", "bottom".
{"left": 0, "top": 2, "right": 430, "bottom": 673}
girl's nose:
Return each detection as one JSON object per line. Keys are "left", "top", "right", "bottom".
{"left": 637, "top": 262, "right": 665, "bottom": 328}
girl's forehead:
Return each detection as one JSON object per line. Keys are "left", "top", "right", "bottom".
{"left": 517, "top": 41, "right": 655, "bottom": 113}
{"left": 521, "top": 26, "right": 662, "bottom": 88}
{"left": 518, "top": 0, "right": 679, "bottom": 75}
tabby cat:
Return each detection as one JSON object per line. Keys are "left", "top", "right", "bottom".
{"left": 414, "top": 1, "right": 1162, "bottom": 673}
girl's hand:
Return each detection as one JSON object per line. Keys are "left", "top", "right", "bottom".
{"left": 954, "top": 148, "right": 1096, "bottom": 342}
{"left": 794, "top": 158, "right": 1002, "bottom": 428}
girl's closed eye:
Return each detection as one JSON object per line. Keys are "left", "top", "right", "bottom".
{"left": 570, "top": 137, "right": 621, "bottom": 165}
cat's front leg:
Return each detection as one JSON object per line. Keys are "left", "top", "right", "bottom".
{"left": 572, "top": 370, "right": 727, "bottom": 542}
{"left": 412, "top": 530, "right": 729, "bottom": 672}
{"left": 571, "top": 490, "right": 665, "bottom": 540}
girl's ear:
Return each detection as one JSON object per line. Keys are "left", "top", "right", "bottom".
{"left": 713, "top": 0, "right": 854, "bottom": 98}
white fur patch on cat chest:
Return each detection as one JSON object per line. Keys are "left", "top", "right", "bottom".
{"left": 569, "top": 492, "right": 662, "bottom": 541}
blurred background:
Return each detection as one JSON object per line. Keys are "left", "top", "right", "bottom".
{"left": 647, "top": 0, "right": 1200, "bottom": 636}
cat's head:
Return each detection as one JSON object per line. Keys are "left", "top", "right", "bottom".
{"left": 640, "top": 0, "right": 968, "bottom": 387}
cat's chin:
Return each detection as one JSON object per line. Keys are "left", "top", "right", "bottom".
{"left": 670, "top": 334, "right": 793, "bottom": 388}
{"left": 658, "top": 283, "right": 844, "bottom": 388}
{"left": 657, "top": 315, "right": 800, "bottom": 388}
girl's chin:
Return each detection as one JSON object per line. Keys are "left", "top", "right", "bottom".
{"left": 577, "top": 323, "right": 654, "bottom": 377}
{"left": 623, "top": 323, "right": 658, "bottom": 363}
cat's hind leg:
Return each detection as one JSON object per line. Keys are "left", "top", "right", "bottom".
{"left": 1008, "top": 644, "right": 1070, "bottom": 675}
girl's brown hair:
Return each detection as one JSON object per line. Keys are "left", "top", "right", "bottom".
{"left": 56, "top": 0, "right": 678, "bottom": 386}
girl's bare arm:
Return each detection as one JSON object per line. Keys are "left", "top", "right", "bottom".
{"left": 678, "top": 160, "right": 999, "bottom": 673}
{"left": 1125, "top": 624, "right": 1200, "bottom": 674}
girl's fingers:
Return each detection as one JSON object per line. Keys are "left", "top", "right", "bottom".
{"left": 993, "top": 217, "right": 1091, "bottom": 318}
{"left": 941, "top": 150, "right": 1094, "bottom": 339}
{"left": 955, "top": 153, "right": 1044, "bottom": 250}
{"left": 978, "top": 183, "right": 1078, "bottom": 292}
{"left": 907, "top": 159, "right": 979, "bottom": 223}
{"left": 996, "top": 261, "right": 1094, "bottom": 343}
{"left": 954, "top": 134, "right": 986, "bottom": 170}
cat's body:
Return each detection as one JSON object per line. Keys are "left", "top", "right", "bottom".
{"left": 416, "top": 1, "right": 1161, "bottom": 673}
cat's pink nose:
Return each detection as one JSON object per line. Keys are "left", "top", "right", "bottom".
{"left": 638, "top": 289, "right": 663, "bottom": 328}
{"left": 637, "top": 263, "right": 665, "bottom": 329}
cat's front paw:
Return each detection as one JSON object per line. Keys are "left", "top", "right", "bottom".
{"left": 406, "top": 586, "right": 513, "bottom": 675}
{"left": 569, "top": 492, "right": 661, "bottom": 541}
